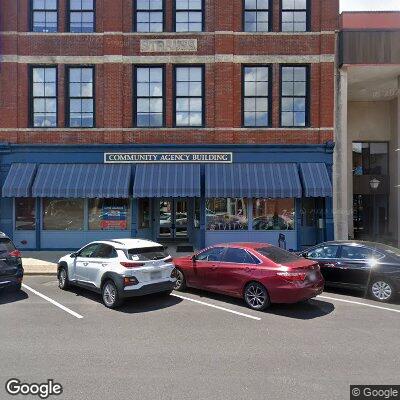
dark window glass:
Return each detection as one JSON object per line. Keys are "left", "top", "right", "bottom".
{"left": 79, "top": 243, "right": 100, "bottom": 257}
{"left": 135, "top": 67, "right": 164, "bottom": 127}
{"left": 69, "top": 0, "right": 95, "bottom": 33}
{"left": 222, "top": 248, "right": 258, "bottom": 264}
{"left": 32, "top": 67, "right": 57, "bottom": 128}
{"left": 307, "top": 245, "right": 339, "bottom": 259}
{"left": 127, "top": 246, "right": 169, "bottom": 261}
{"left": 175, "top": 0, "right": 203, "bottom": 32}
{"left": 32, "top": 0, "right": 58, "bottom": 32}
{"left": 352, "top": 142, "right": 388, "bottom": 176}
{"left": 136, "top": 0, "right": 163, "bottom": 32}
{"left": 253, "top": 198, "right": 295, "bottom": 230}
{"left": 281, "top": 66, "right": 307, "bottom": 127}
{"left": 94, "top": 244, "right": 117, "bottom": 258}
{"left": 243, "top": 66, "right": 270, "bottom": 127}
{"left": 206, "top": 198, "right": 248, "bottom": 230}
{"left": 244, "top": 0, "right": 270, "bottom": 32}
{"left": 175, "top": 66, "right": 203, "bottom": 127}
{"left": 281, "top": 0, "right": 308, "bottom": 32}
{"left": 43, "top": 199, "right": 84, "bottom": 230}
{"left": 257, "top": 246, "right": 301, "bottom": 263}
{"left": 196, "top": 247, "right": 225, "bottom": 262}
{"left": 0, "top": 239, "right": 16, "bottom": 254}
{"left": 139, "top": 199, "right": 150, "bottom": 229}
{"left": 15, "top": 198, "right": 36, "bottom": 231}
{"left": 68, "top": 67, "right": 94, "bottom": 127}
{"left": 340, "top": 246, "right": 379, "bottom": 261}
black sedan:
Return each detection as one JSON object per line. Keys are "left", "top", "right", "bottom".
{"left": 0, "top": 232, "right": 23, "bottom": 292}
{"left": 300, "top": 241, "right": 400, "bottom": 303}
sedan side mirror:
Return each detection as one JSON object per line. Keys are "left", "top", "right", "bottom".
{"left": 70, "top": 252, "right": 77, "bottom": 258}
{"left": 192, "top": 254, "right": 197, "bottom": 262}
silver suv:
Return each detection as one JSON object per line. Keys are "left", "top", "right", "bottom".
{"left": 57, "top": 239, "right": 176, "bottom": 308}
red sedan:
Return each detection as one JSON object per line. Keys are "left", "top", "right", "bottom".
{"left": 173, "top": 243, "right": 324, "bottom": 311}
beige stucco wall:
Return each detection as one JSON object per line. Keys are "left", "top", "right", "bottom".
{"left": 347, "top": 100, "right": 398, "bottom": 238}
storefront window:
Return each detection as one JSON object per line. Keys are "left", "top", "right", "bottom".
{"left": 253, "top": 198, "right": 295, "bottom": 231}
{"left": 206, "top": 198, "right": 248, "bottom": 231}
{"left": 15, "top": 198, "right": 36, "bottom": 231}
{"left": 138, "top": 199, "right": 150, "bottom": 229}
{"left": 194, "top": 198, "right": 200, "bottom": 228}
{"left": 43, "top": 199, "right": 84, "bottom": 230}
{"left": 89, "top": 199, "right": 131, "bottom": 230}
{"left": 352, "top": 142, "right": 388, "bottom": 176}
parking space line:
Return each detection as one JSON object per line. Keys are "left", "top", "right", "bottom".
{"left": 318, "top": 295, "right": 400, "bottom": 314}
{"left": 22, "top": 284, "right": 84, "bottom": 319}
{"left": 172, "top": 294, "right": 261, "bottom": 321}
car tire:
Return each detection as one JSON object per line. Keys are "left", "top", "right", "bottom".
{"left": 102, "top": 280, "right": 122, "bottom": 309}
{"left": 174, "top": 269, "right": 186, "bottom": 291}
{"left": 58, "top": 267, "right": 69, "bottom": 290}
{"left": 14, "top": 283, "right": 22, "bottom": 291}
{"left": 369, "top": 277, "right": 395, "bottom": 303}
{"left": 244, "top": 282, "right": 271, "bottom": 311}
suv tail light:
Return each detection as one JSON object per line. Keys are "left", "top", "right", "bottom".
{"left": 120, "top": 261, "right": 145, "bottom": 268}
{"left": 9, "top": 250, "right": 22, "bottom": 258}
{"left": 164, "top": 256, "right": 173, "bottom": 263}
{"left": 277, "top": 271, "right": 307, "bottom": 282}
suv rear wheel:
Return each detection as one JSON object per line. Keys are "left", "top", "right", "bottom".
{"left": 102, "top": 280, "right": 122, "bottom": 309}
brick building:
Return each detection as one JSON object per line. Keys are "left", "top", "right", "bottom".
{"left": 0, "top": 0, "right": 337, "bottom": 251}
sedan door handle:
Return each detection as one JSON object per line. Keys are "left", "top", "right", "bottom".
{"left": 102, "top": 263, "right": 108, "bottom": 267}
{"left": 211, "top": 265, "right": 217, "bottom": 271}
{"left": 324, "top": 263, "right": 336, "bottom": 268}
{"left": 83, "top": 262, "right": 89, "bottom": 266}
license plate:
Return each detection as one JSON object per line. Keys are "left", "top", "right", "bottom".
{"left": 150, "top": 271, "right": 162, "bottom": 280}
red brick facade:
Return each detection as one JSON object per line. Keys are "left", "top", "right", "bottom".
{"left": 0, "top": 0, "right": 338, "bottom": 145}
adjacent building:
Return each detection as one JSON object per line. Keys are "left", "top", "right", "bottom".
{"left": 0, "top": 0, "right": 337, "bottom": 251}
{"left": 335, "top": 12, "right": 400, "bottom": 247}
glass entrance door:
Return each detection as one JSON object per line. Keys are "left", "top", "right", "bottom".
{"left": 158, "top": 199, "right": 188, "bottom": 239}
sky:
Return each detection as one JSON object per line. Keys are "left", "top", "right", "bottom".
{"left": 340, "top": 0, "right": 400, "bottom": 12}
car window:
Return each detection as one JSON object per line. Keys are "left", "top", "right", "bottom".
{"left": 0, "top": 238, "right": 16, "bottom": 254}
{"left": 307, "top": 245, "right": 339, "bottom": 260}
{"left": 196, "top": 247, "right": 225, "bottom": 262}
{"left": 222, "top": 248, "right": 259, "bottom": 264}
{"left": 257, "top": 247, "right": 301, "bottom": 264}
{"left": 94, "top": 244, "right": 117, "bottom": 259}
{"left": 340, "top": 246, "right": 379, "bottom": 261}
{"left": 127, "top": 246, "right": 168, "bottom": 261}
{"left": 78, "top": 244, "right": 100, "bottom": 258}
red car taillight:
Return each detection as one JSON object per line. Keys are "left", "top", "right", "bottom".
{"left": 9, "top": 250, "right": 22, "bottom": 258}
{"left": 277, "top": 271, "right": 307, "bottom": 282}
{"left": 120, "top": 262, "right": 145, "bottom": 268}
{"left": 123, "top": 277, "right": 139, "bottom": 286}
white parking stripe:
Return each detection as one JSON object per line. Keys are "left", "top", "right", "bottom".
{"left": 22, "top": 284, "right": 84, "bottom": 319}
{"left": 318, "top": 295, "right": 400, "bottom": 314}
{"left": 172, "top": 294, "right": 261, "bottom": 321}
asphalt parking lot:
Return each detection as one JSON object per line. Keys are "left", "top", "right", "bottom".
{"left": 1, "top": 276, "right": 399, "bottom": 400}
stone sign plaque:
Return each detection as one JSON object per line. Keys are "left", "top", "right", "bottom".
{"left": 140, "top": 39, "right": 198, "bottom": 53}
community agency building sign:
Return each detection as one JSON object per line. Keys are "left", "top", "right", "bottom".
{"left": 104, "top": 152, "right": 233, "bottom": 163}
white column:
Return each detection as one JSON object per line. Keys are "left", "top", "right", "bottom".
{"left": 333, "top": 67, "right": 349, "bottom": 240}
{"left": 397, "top": 78, "right": 400, "bottom": 247}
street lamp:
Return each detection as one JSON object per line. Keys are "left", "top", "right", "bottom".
{"left": 369, "top": 178, "right": 381, "bottom": 241}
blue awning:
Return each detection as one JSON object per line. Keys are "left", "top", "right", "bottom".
{"left": 2, "top": 163, "right": 37, "bottom": 197}
{"left": 299, "top": 163, "right": 332, "bottom": 197}
{"left": 205, "top": 163, "right": 302, "bottom": 198}
{"left": 32, "top": 164, "right": 131, "bottom": 198}
{"left": 133, "top": 164, "right": 201, "bottom": 197}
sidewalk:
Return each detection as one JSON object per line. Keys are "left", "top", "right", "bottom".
{"left": 22, "top": 248, "right": 192, "bottom": 275}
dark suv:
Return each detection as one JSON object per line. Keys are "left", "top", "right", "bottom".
{"left": 0, "top": 232, "right": 23, "bottom": 291}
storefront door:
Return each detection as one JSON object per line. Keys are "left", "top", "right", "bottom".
{"left": 300, "top": 198, "right": 325, "bottom": 249}
{"left": 158, "top": 199, "right": 188, "bottom": 240}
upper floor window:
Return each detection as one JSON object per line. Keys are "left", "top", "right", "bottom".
{"left": 135, "top": 66, "right": 164, "bottom": 127}
{"left": 352, "top": 142, "right": 389, "bottom": 176}
{"left": 243, "top": 66, "right": 270, "bottom": 127}
{"left": 31, "top": 0, "right": 58, "bottom": 32}
{"left": 67, "top": 67, "right": 94, "bottom": 128}
{"left": 244, "top": 0, "right": 271, "bottom": 32}
{"left": 175, "top": 66, "right": 204, "bottom": 127}
{"left": 280, "top": 65, "right": 308, "bottom": 127}
{"left": 69, "top": 0, "right": 95, "bottom": 33}
{"left": 281, "top": 0, "right": 309, "bottom": 32}
{"left": 175, "top": 0, "right": 203, "bottom": 32}
{"left": 135, "top": 0, "right": 164, "bottom": 32}
{"left": 31, "top": 67, "right": 57, "bottom": 127}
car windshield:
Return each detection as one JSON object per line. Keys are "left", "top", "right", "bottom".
{"left": 256, "top": 246, "right": 301, "bottom": 264}
{"left": 0, "top": 238, "right": 16, "bottom": 254}
{"left": 127, "top": 246, "right": 168, "bottom": 261}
